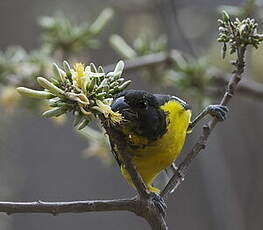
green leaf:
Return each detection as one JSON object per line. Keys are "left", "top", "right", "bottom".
{"left": 37, "top": 77, "right": 65, "bottom": 98}
{"left": 42, "top": 106, "right": 68, "bottom": 118}
{"left": 17, "top": 87, "right": 54, "bottom": 99}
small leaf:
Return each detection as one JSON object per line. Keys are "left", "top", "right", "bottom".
{"left": 37, "top": 77, "right": 65, "bottom": 98}
{"left": 222, "top": 10, "right": 230, "bottom": 23}
{"left": 78, "top": 118, "right": 90, "bottom": 130}
{"left": 113, "top": 60, "right": 125, "bottom": 78}
{"left": 17, "top": 87, "right": 54, "bottom": 99}
{"left": 98, "top": 66, "right": 105, "bottom": 73}
{"left": 90, "top": 63, "right": 97, "bottom": 73}
{"left": 118, "top": 80, "right": 131, "bottom": 91}
{"left": 42, "top": 106, "right": 68, "bottom": 118}
{"left": 53, "top": 63, "right": 65, "bottom": 82}
{"left": 89, "top": 8, "right": 114, "bottom": 35}
{"left": 74, "top": 112, "right": 85, "bottom": 127}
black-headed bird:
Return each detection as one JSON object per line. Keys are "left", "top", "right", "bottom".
{"left": 109, "top": 90, "right": 228, "bottom": 195}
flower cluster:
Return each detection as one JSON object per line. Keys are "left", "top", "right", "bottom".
{"left": 218, "top": 11, "right": 263, "bottom": 58}
{"left": 17, "top": 60, "right": 131, "bottom": 129}
{"left": 39, "top": 8, "right": 114, "bottom": 54}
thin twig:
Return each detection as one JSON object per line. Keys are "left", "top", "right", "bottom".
{"left": 213, "top": 73, "right": 263, "bottom": 100}
{"left": 104, "top": 52, "right": 171, "bottom": 73}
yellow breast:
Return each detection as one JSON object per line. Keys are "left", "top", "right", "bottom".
{"left": 122, "top": 100, "right": 191, "bottom": 190}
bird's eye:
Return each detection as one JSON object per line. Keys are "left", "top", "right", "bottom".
{"left": 137, "top": 100, "right": 147, "bottom": 108}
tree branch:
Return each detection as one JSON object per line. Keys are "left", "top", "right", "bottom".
{"left": 0, "top": 198, "right": 137, "bottom": 215}
{"left": 104, "top": 51, "right": 171, "bottom": 73}
{"left": 100, "top": 120, "right": 169, "bottom": 229}
{"left": 213, "top": 73, "right": 263, "bottom": 100}
{"left": 101, "top": 119, "right": 149, "bottom": 199}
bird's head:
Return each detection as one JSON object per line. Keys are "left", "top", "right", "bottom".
{"left": 111, "top": 90, "right": 191, "bottom": 141}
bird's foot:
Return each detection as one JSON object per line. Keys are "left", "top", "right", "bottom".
{"left": 171, "top": 163, "right": 185, "bottom": 178}
{"left": 150, "top": 193, "right": 167, "bottom": 217}
{"left": 206, "top": 105, "right": 229, "bottom": 121}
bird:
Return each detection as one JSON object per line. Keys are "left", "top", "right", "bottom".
{"left": 108, "top": 89, "right": 228, "bottom": 195}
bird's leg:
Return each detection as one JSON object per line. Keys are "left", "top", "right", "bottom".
{"left": 150, "top": 192, "right": 167, "bottom": 217}
{"left": 187, "top": 104, "right": 229, "bottom": 132}
{"left": 167, "top": 163, "right": 185, "bottom": 194}
{"left": 170, "top": 163, "right": 185, "bottom": 178}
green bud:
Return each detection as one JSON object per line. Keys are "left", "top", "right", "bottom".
{"left": 113, "top": 60, "right": 125, "bottom": 78}
{"left": 90, "top": 63, "right": 97, "bottom": 73}
{"left": 78, "top": 118, "right": 90, "bottom": 130}
{"left": 37, "top": 77, "right": 65, "bottom": 98}
{"left": 87, "top": 77, "right": 96, "bottom": 92}
{"left": 103, "top": 85, "right": 109, "bottom": 93}
{"left": 63, "top": 60, "right": 72, "bottom": 81}
{"left": 74, "top": 112, "right": 84, "bottom": 127}
{"left": 219, "top": 26, "right": 227, "bottom": 32}
{"left": 63, "top": 60, "right": 71, "bottom": 73}
{"left": 17, "top": 87, "right": 54, "bottom": 99}
{"left": 239, "top": 24, "right": 247, "bottom": 34}
{"left": 106, "top": 72, "right": 114, "bottom": 78}
{"left": 50, "top": 78, "right": 60, "bottom": 86}
{"left": 53, "top": 63, "right": 65, "bottom": 82}
{"left": 118, "top": 80, "right": 131, "bottom": 91}
{"left": 96, "top": 92, "right": 107, "bottom": 99}
{"left": 110, "top": 34, "right": 137, "bottom": 59}
{"left": 117, "top": 78, "right": 125, "bottom": 83}
{"left": 110, "top": 81, "right": 118, "bottom": 88}
{"left": 217, "top": 19, "right": 224, "bottom": 25}
{"left": 42, "top": 106, "right": 68, "bottom": 118}
{"left": 222, "top": 11, "right": 230, "bottom": 23}
{"left": 49, "top": 101, "right": 68, "bottom": 107}
{"left": 89, "top": 8, "right": 114, "bottom": 35}
{"left": 98, "top": 78, "right": 108, "bottom": 89}
{"left": 109, "top": 88, "right": 118, "bottom": 94}
{"left": 98, "top": 66, "right": 104, "bottom": 73}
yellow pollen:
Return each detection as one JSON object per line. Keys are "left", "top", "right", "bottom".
{"left": 74, "top": 63, "right": 85, "bottom": 77}
{"left": 109, "top": 111, "right": 123, "bottom": 124}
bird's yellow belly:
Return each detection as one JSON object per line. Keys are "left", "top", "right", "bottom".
{"left": 121, "top": 106, "right": 191, "bottom": 192}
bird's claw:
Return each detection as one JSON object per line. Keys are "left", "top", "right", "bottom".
{"left": 151, "top": 193, "right": 167, "bottom": 217}
{"left": 207, "top": 105, "right": 229, "bottom": 121}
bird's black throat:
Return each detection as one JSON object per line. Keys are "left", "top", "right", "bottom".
{"left": 111, "top": 90, "right": 168, "bottom": 141}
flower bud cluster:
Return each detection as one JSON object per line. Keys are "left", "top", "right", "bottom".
{"left": 17, "top": 60, "right": 131, "bottom": 129}
{"left": 218, "top": 11, "right": 263, "bottom": 58}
